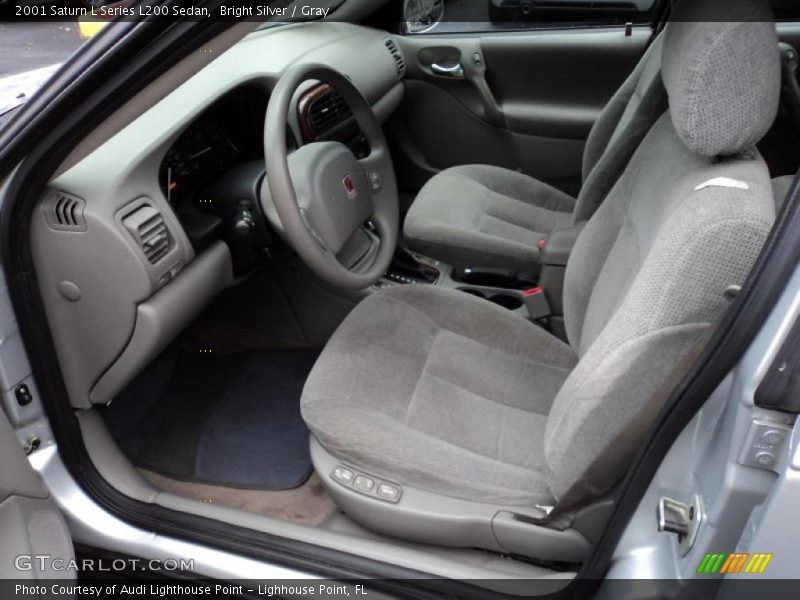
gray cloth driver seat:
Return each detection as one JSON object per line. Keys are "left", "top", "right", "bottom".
{"left": 402, "top": 33, "right": 666, "bottom": 271}
{"left": 301, "top": 3, "right": 779, "bottom": 562}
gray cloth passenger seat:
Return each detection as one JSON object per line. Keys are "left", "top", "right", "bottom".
{"left": 402, "top": 34, "right": 666, "bottom": 271}
{"left": 300, "top": 0, "right": 780, "bottom": 562}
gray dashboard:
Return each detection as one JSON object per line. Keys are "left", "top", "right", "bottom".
{"left": 31, "top": 22, "right": 405, "bottom": 409}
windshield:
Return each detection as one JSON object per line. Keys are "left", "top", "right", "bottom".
{"left": 0, "top": 1, "right": 346, "bottom": 122}
{"left": 0, "top": 20, "right": 89, "bottom": 118}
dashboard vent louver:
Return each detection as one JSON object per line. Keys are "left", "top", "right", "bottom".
{"left": 308, "top": 90, "right": 350, "bottom": 133}
{"left": 384, "top": 38, "right": 406, "bottom": 78}
{"left": 122, "top": 205, "right": 171, "bottom": 265}
{"left": 45, "top": 192, "right": 86, "bottom": 231}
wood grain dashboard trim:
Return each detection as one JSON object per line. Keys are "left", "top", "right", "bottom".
{"left": 297, "top": 82, "right": 332, "bottom": 143}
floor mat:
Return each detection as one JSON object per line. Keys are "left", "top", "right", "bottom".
{"left": 140, "top": 469, "right": 338, "bottom": 526}
{"left": 103, "top": 350, "right": 318, "bottom": 490}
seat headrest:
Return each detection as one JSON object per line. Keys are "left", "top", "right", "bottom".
{"left": 662, "top": 0, "right": 780, "bottom": 158}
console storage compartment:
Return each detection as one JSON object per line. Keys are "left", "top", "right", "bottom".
{"left": 539, "top": 221, "right": 586, "bottom": 340}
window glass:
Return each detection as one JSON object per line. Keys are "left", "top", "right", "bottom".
{"left": 773, "top": 0, "right": 800, "bottom": 21}
{"left": 0, "top": 20, "right": 95, "bottom": 124}
{"left": 403, "top": 0, "right": 658, "bottom": 35}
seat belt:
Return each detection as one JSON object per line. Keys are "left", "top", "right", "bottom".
{"left": 540, "top": 300, "right": 730, "bottom": 529}
{"left": 650, "top": 0, "right": 672, "bottom": 43}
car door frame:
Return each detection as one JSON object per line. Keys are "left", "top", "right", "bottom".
{"left": 2, "top": 2, "right": 799, "bottom": 597}
{"left": 578, "top": 173, "right": 800, "bottom": 588}
{"left": 0, "top": 404, "right": 74, "bottom": 582}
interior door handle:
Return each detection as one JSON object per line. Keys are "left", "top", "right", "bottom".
{"left": 431, "top": 61, "right": 465, "bottom": 78}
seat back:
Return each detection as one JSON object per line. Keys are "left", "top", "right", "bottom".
{"left": 573, "top": 34, "right": 667, "bottom": 223}
{"left": 544, "top": 0, "right": 780, "bottom": 504}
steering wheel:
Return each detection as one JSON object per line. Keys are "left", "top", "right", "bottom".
{"left": 262, "top": 64, "right": 399, "bottom": 290}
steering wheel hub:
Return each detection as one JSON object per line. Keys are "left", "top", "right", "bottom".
{"left": 288, "top": 142, "right": 373, "bottom": 254}
{"left": 262, "top": 64, "right": 399, "bottom": 290}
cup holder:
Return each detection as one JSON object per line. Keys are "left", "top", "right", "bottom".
{"left": 458, "top": 288, "right": 523, "bottom": 310}
{"left": 488, "top": 293, "right": 523, "bottom": 310}
{"left": 458, "top": 287, "right": 487, "bottom": 299}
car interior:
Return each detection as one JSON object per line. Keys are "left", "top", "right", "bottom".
{"left": 19, "top": 0, "right": 800, "bottom": 588}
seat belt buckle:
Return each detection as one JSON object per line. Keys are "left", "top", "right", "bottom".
{"left": 523, "top": 286, "right": 550, "bottom": 319}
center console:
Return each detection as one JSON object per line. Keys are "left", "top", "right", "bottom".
{"left": 376, "top": 222, "right": 587, "bottom": 341}
{"left": 376, "top": 248, "right": 545, "bottom": 324}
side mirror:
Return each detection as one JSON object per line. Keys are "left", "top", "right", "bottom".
{"left": 402, "top": 0, "right": 444, "bottom": 34}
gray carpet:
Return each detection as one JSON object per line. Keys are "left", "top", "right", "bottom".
{"left": 103, "top": 349, "right": 318, "bottom": 490}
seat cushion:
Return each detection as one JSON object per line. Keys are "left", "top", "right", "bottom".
{"left": 403, "top": 165, "right": 575, "bottom": 270}
{"left": 301, "top": 285, "right": 577, "bottom": 506}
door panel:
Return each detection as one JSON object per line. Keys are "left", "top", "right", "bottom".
{"left": 396, "top": 80, "right": 517, "bottom": 170}
{"left": 0, "top": 410, "right": 74, "bottom": 580}
{"left": 482, "top": 30, "right": 648, "bottom": 137}
{"left": 391, "top": 27, "right": 650, "bottom": 198}
{"left": 393, "top": 80, "right": 585, "bottom": 192}
{"left": 763, "top": 23, "right": 800, "bottom": 177}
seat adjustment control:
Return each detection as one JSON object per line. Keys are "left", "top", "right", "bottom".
{"left": 377, "top": 483, "right": 400, "bottom": 500}
{"left": 331, "top": 465, "right": 402, "bottom": 503}
{"left": 353, "top": 475, "right": 374, "bottom": 492}
{"left": 332, "top": 467, "right": 354, "bottom": 484}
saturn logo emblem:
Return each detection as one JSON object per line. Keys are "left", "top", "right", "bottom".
{"left": 342, "top": 175, "right": 357, "bottom": 200}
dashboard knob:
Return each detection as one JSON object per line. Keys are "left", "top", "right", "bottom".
{"left": 234, "top": 200, "right": 255, "bottom": 238}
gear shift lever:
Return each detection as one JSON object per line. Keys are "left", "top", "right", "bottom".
{"left": 384, "top": 247, "right": 439, "bottom": 284}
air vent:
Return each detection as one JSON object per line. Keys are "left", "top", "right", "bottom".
{"left": 384, "top": 37, "right": 406, "bottom": 78}
{"left": 308, "top": 89, "right": 351, "bottom": 133}
{"left": 45, "top": 192, "right": 86, "bottom": 231}
{"left": 122, "top": 205, "right": 171, "bottom": 265}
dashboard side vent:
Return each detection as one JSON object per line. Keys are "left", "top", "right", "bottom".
{"left": 384, "top": 37, "right": 406, "bottom": 79}
{"left": 308, "top": 90, "right": 350, "bottom": 133}
{"left": 45, "top": 192, "right": 86, "bottom": 231}
{"left": 122, "top": 205, "right": 171, "bottom": 265}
